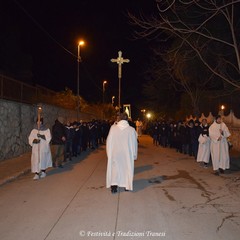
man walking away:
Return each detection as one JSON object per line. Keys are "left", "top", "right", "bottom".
{"left": 106, "top": 112, "right": 138, "bottom": 194}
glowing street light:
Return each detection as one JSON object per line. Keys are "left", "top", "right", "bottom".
{"left": 103, "top": 80, "right": 107, "bottom": 104}
{"left": 146, "top": 113, "right": 152, "bottom": 119}
{"left": 37, "top": 105, "right": 42, "bottom": 130}
{"left": 112, "top": 96, "right": 115, "bottom": 106}
{"left": 220, "top": 104, "right": 225, "bottom": 116}
{"left": 77, "top": 40, "right": 85, "bottom": 121}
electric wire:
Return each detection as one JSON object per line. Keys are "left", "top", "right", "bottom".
{"left": 13, "top": 0, "right": 106, "bottom": 99}
{"left": 13, "top": 0, "right": 77, "bottom": 59}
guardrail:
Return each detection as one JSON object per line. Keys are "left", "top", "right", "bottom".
{"left": 0, "top": 74, "right": 56, "bottom": 104}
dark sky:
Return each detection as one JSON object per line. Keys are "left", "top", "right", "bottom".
{"left": 1, "top": 0, "right": 157, "bottom": 109}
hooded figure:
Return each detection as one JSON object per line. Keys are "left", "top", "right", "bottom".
{"left": 106, "top": 112, "right": 138, "bottom": 193}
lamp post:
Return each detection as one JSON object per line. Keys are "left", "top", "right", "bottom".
{"left": 112, "top": 96, "right": 115, "bottom": 106}
{"left": 102, "top": 80, "right": 107, "bottom": 104}
{"left": 77, "top": 40, "right": 85, "bottom": 121}
{"left": 141, "top": 109, "right": 146, "bottom": 116}
{"left": 220, "top": 104, "right": 225, "bottom": 116}
{"left": 37, "top": 105, "right": 42, "bottom": 130}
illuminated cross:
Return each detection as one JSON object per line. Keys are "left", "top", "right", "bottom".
{"left": 111, "top": 51, "right": 130, "bottom": 109}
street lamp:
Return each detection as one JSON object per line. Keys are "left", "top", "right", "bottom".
{"left": 103, "top": 80, "right": 107, "bottom": 104}
{"left": 141, "top": 109, "right": 146, "bottom": 115}
{"left": 37, "top": 104, "right": 42, "bottom": 130}
{"left": 112, "top": 96, "right": 115, "bottom": 106}
{"left": 77, "top": 40, "right": 85, "bottom": 121}
{"left": 220, "top": 104, "right": 225, "bottom": 116}
{"left": 146, "top": 113, "right": 152, "bottom": 120}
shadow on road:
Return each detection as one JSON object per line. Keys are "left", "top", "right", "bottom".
{"left": 230, "top": 156, "right": 240, "bottom": 172}
{"left": 135, "top": 164, "right": 153, "bottom": 174}
{"left": 133, "top": 179, "right": 151, "bottom": 192}
{"left": 47, "top": 148, "right": 99, "bottom": 177}
{"left": 133, "top": 175, "right": 166, "bottom": 192}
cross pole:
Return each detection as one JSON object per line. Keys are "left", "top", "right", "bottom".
{"left": 111, "top": 51, "right": 130, "bottom": 110}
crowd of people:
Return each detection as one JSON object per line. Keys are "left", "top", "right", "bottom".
{"left": 28, "top": 117, "right": 114, "bottom": 180}
{"left": 147, "top": 115, "right": 231, "bottom": 175}
{"left": 28, "top": 114, "right": 231, "bottom": 182}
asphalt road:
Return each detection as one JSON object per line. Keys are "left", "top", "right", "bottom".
{"left": 0, "top": 135, "right": 239, "bottom": 240}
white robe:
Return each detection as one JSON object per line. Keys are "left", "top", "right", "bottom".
{"left": 106, "top": 120, "right": 138, "bottom": 191}
{"left": 28, "top": 128, "right": 52, "bottom": 173}
{"left": 136, "top": 120, "right": 143, "bottom": 136}
{"left": 197, "top": 135, "right": 210, "bottom": 163}
{"left": 209, "top": 121, "right": 230, "bottom": 171}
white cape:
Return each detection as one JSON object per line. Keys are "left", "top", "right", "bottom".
{"left": 209, "top": 121, "right": 230, "bottom": 171}
{"left": 106, "top": 120, "right": 138, "bottom": 190}
{"left": 29, "top": 128, "right": 52, "bottom": 173}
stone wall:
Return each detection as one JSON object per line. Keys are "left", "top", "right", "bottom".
{"left": 0, "top": 99, "right": 96, "bottom": 161}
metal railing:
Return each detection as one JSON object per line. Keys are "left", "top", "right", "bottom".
{"left": 0, "top": 74, "right": 57, "bottom": 105}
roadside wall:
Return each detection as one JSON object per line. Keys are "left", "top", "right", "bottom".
{"left": 0, "top": 99, "right": 95, "bottom": 161}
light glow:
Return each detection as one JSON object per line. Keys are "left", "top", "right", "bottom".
{"left": 79, "top": 40, "right": 85, "bottom": 46}
{"left": 146, "top": 113, "right": 151, "bottom": 119}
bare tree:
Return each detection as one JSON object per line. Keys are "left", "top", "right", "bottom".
{"left": 129, "top": 0, "right": 240, "bottom": 90}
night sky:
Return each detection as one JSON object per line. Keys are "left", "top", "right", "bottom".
{"left": 1, "top": 0, "right": 157, "bottom": 109}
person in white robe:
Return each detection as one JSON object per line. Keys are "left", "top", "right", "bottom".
{"left": 136, "top": 119, "right": 143, "bottom": 137}
{"left": 197, "top": 119, "right": 210, "bottom": 167}
{"left": 209, "top": 115, "right": 231, "bottom": 175}
{"left": 28, "top": 118, "right": 52, "bottom": 180}
{"left": 106, "top": 112, "right": 138, "bottom": 193}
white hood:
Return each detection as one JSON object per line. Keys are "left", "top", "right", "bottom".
{"left": 117, "top": 120, "right": 129, "bottom": 130}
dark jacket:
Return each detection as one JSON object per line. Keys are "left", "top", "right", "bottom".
{"left": 52, "top": 120, "right": 66, "bottom": 145}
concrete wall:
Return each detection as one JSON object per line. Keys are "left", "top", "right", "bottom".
{"left": 0, "top": 99, "right": 96, "bottom": 161}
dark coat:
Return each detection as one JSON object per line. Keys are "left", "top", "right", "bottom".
{"left": 52, "top": 120, "right": 66, "bottom": 145}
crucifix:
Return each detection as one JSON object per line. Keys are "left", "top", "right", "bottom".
{"left": 111, "top": 51, "right": 130, "bottom": 110}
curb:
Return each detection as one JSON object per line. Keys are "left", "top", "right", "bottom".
{"left": 0, "top": 168, "right": 31, "bottom": 187}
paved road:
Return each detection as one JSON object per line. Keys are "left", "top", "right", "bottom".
{"left": 0, "top": 135, "right": 240, "bottom": 240}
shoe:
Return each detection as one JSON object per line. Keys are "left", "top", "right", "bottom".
{"left": 219, "top": 168, "right": 225, "bottom": 174}
{"left": 41, "top": 172, "right": 46, "bottom": 178}
{"left": 214, "top": 171, "right": 220, "bottom": 176}
{"left": 111, "top": 185, "right": 118, "bottom": 194}
{"left": 52, "top": 163, "right": 56, "bottom": 168}
{"left": 124, "top": 188, "right": 129, "bottom": 192}
{"left": 203, "top": 163, "right": 208, "bottom": 168}
{"left": 33, "top": 174, "right": 40, "bottom": 180}
{"left": 58, "top": 165, "right": 63, "bottom": 168}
